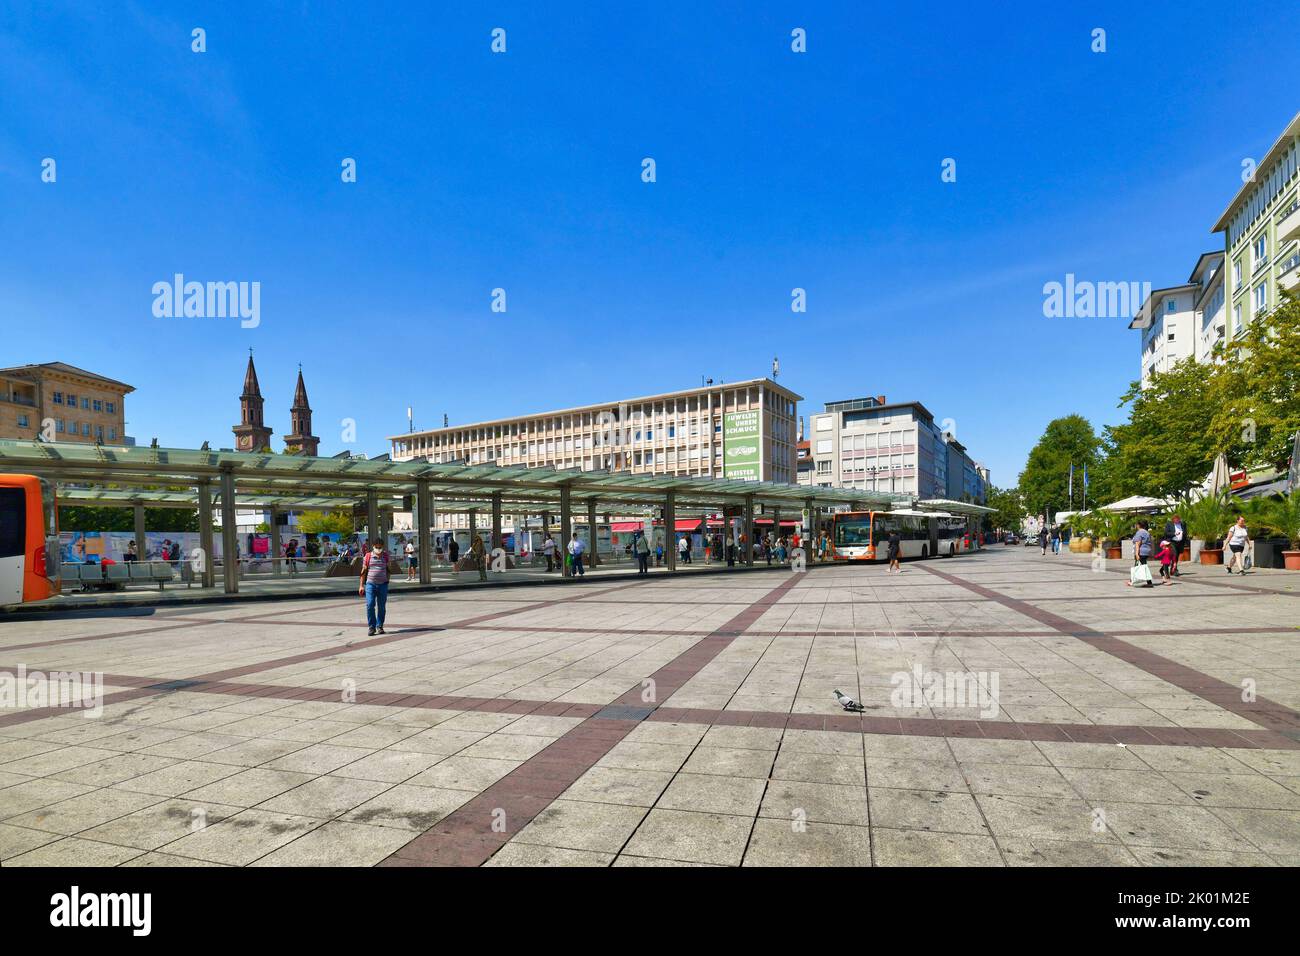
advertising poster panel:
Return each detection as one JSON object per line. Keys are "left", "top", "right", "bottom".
{"left": 723, "top": 410, "right": 761, "bottom": 481}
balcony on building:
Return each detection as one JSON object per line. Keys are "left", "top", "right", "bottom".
{"left": 1279, "top": 196, "right": 1300, "bottom": 245}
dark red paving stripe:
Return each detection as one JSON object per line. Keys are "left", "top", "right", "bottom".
{"left": 381, "top": 573, "right": 808, "bottom": 867}
{"left": 919, "top": 561, "right": 1300, "bottom": 736}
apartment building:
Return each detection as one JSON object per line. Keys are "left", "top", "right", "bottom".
{"left": 1129, "top": 284, "right": 1199, "bottom": 387}
{"left": 389, "top": 378, "right": 801, "bottom": 484}
{"left": 0, "top": 362, "right": 133, "bottom": 445}
{"left": 1212, "top": 111, "right": 1300, "bottom": 341}
{"left": 804, "top": 396, "right": 986, "bottom": 502}
{"left": 1190, "top": 251, "right": 1227, "bottom": 363}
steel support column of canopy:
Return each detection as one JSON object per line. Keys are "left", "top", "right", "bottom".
{"left": 417, "top": 478, "right": 432, "bottom": 584}
{"left": 197, "top": 480, "right": 216, "bottom": 589}
{"left": 665, "top": 490, "right": 677, "bottom": 571}
{"left": 220, "top": 467, "right": 239, "bottom": 594}
{"left": 132, "top": 503, "right": 146, "bottom": 565}
{"left": 269, "top": 507, "right": 283, "bottom": 577}
{"left": 491, "top": 492, "right": 503, "bottom": 553}
{"left": 559, "top": 486, "right": 572, "bottom": 577}
{"left": 586, "top": 498, "right": 599, "bottom": 567}
{"left": 744, "top": 494, "right": 755, "bottom": 566}
{"left": 366, "top": 490, "right": 379, "bottom": 549}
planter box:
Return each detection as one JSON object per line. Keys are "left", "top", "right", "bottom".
{"left": 1200, "top": 548, "right": 1224, "bottom": 565}
{"left": 1285, "top": 551, "right": 1300, "bottom": 571}
{"left": 1249, "top": 537, "right": 1289, "bottom": 570}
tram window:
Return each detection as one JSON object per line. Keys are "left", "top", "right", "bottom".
{"left": 0, "top": 488, "right": 24, "bottom": 558}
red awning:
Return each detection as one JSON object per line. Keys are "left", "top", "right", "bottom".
{"left": 675, "top": 518, "right": 702, "bottom": 532}
{"left": 609, "top": 521, "right": 645, "bottom": 533}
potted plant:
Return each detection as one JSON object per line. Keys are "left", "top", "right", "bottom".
{"left": 1253, "top": 489, "right": 1300, "bottom": 571}
{"left": 1184, "top": 493, "right": 1233, "bottom": 565}
{"left": 1069, "top": 511, "right": 1093, "bottom": 552}
{"left": 1096, "top": 510, "right": 1127, "bottom": 560}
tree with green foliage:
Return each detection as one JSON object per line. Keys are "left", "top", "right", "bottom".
{"left": 297, "top": 510, "right": 355, "bottom": 536}
{"left": 1018, "top": 415, "right": 1105, "bottom": 519}
{"left": 58, "top": 506, "right": 202, "bottom": 532}
{"left": 1207, "top": 286, "right": 1300, "bottom": 471}
{"left": 1101, "top": 357, "right": 1220, "bottom": 500}
{"left": 984, "top": 485, "right": 1026, "bottom": 533}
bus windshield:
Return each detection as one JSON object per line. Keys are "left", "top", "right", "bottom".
{"left": 834, "top": 516, "right": 872, "bottom": 546}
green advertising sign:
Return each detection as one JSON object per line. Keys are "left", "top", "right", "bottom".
{"left": 723, "top": 410, "right": 761, "bottom": 481}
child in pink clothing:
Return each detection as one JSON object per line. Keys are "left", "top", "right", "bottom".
{"left": 1156, "top": 540, "right": 1175, "bottom": 585}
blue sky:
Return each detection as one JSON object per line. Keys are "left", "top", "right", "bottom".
{"left": 3, "top": 1, "right": 1298, "bottom": 486}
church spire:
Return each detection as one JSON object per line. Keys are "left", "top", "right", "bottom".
{"left": 283, "top": 364, "right": 319, "bottom": 457}
{"left": 232, "top": 351, "right": 273, "bottom": 452}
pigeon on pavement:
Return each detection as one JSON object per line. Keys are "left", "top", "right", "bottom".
{"left": 834, "top": 689, "right": 864, "bottom": 712}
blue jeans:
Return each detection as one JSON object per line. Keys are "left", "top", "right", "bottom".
{"left": 571, "top": 554, "right": 585, "bottom": 576}
{"left": 365, "top": 582, "right": 388, "bottom": 629}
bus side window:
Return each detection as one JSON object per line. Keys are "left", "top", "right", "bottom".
{"left": 0, "top": 487, "right": 25, "bottom": 558}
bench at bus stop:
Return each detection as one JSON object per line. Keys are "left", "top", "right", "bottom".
{"left": 61, "top": 561, "right": 175, "bottom": 591}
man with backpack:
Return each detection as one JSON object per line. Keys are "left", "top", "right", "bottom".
{"left": 358, "top": 538, "right": 391, "bottom": 636}
{"left": 634, "top": 530, "right": 651, "bottom": 574}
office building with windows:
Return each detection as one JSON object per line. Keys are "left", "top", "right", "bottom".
{"left": 804, "top": 396, "right": 986, "bottom": 502}
{"left": 0, "top": 362, "right": 133, "bottom": 445}
{"left": 1129, "top": 283, "right": 1199, "bottom": 387}
{"left": 389, "top": 378, "right": 801, "bottom": 484}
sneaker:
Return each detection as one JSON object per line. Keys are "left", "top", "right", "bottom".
{"left": 377, "top": 627, "right": 386, "bottom": 635}
{"left": 367, "top": 628, "right": 376, "bottom": 636}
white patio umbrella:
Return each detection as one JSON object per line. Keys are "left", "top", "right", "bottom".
{"left": 1209, "top": 453, "right": 1231, "bottom": 497}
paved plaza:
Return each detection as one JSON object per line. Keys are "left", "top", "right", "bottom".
{"left": 1, "top": 546, "right": 1298, "bottom": 867}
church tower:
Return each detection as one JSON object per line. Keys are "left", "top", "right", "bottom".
{"left": 232, "top": 352, "right": 273, "bottom": 452}
{"left": 282, "top": 365, "right": 319, "bottom": 456}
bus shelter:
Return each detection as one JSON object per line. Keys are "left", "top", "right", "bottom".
{"left": 0, "top": 439, "right": 910, "bottom": 594}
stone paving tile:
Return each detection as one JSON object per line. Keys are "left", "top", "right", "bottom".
{"left": 872, "top": 828, "right": 1003, "bottom": 866}
{"left": 745, "top": 819, "right": 873, "bottom": 866}
{"left": 340, "top": 784, "right": 473, "bottom": 831}
{"left": 256, "top": 776, "right": 392, "bottom": 819}
{"left": 79, "top": 798, "right": 244, "bottom": 850}
{"left": 250, "top": 820, "right": 416, "bottom": 866}
{"left": 621, "top": 808, "right": 753, "bottom": 866}
{"left": 4, "top": 787, "right": 162, "bottom": 835}
{"left": 758, "top": 780, "right": 871, "bottom": 827}
{"left": 157, "top": 808, "right": 325, "bottom": 865}
{"left": 4, "top": 835, "right": 145, "bottom": 867}
{"left": 513, "top": 799, "right": 647, "bottom": 854}
{"left": 485, "top": 843, "right": 615, "bottom": 867}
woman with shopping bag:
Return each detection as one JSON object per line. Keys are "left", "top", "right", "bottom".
{"left": 1127, "top": 520, "right": 1155, "bottom": 589}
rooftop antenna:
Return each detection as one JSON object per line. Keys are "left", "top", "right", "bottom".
{"left": 407, "top": 404, "right": 413, "bottom": 434}
{"left": 772, "top": 356, "right": 780, "bottom": 380}
{"left": 443, "top": 413, "right": 449, "bottom": 428}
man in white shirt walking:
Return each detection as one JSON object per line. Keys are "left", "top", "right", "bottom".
{"left": 567, "top": 532, "right": 586, "bottom": 578}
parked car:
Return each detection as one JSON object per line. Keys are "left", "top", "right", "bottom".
{"left": 1003, "top": 533, "right": 1018, "bottom": 545}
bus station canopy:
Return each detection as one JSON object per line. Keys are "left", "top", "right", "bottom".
{"left": 0, "top": 439, "right": 910, "bottom": 514}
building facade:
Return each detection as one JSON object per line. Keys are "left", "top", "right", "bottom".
{"left": 1129, "top": 284, "right": 1199, "bottom": 387}
{"left": 0, "top": 362, "right": 133, "bottom": 445}
{"left": 389, "top": 378, "right": 801, "bottom": 483}
{"left": 1190, "top": 251, "right": 1227, "bottom": 363}
{"left": 804, "top": 396, "right": 986, "bottom": 502}
{"left": 1211, "top": 111, "right": 1300, "bottom": 342}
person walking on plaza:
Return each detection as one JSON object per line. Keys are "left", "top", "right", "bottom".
{"left": 1156, "top": 539, "right": 1176, "bottom": 586}
{"left": 470, "top": 534, "right": 488, "bottom": 582}
{"left": 543, "top": 534, "right": 557, "bottom": 572}
{"left": 568, "top": 531, "right": 586, "bottom": 577}
{"left": 1225, "top": 516, "right": 1250, "bottom": 574}
{"left": 1164, "top": 513, "right": 1187, "bottom": 577}
{"left": 678, "top": 533, "right": 690, "bottom": 565}
{"left": 887, "top": 528, "right": 901, "bottom": 573}
{"left": 1038, "top": 525, "right": 1049, "bottom": 556}
{"left": 1049, "top": 525, "right": 1060, "bottom": 554}
{"left": 358, "top": 538, "right": 390, "bottom": 636}
{"left": 1128, "top": 519, "right": 1155, "bottom": 588}
{"left": 404, "top": 539, "right": 417, "bottom": 581}
{"left": 634, "top": 530, "right": 650, "bottom": 574}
